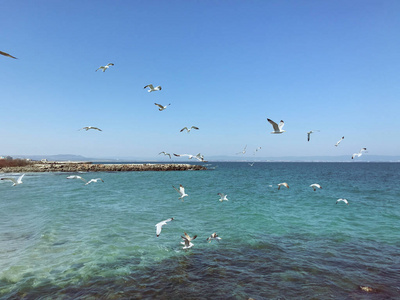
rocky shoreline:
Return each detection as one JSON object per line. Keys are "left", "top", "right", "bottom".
{"left": 0, "top": 162, "right": 207, "bottom": 173}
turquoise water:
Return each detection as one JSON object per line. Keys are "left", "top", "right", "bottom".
{"left": 1, "top": 162, "right": 399, "bottom": 299}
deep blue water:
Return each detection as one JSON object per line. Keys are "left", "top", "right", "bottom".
{"left": 1, "top": 162, "right": 399, "bottom": 299}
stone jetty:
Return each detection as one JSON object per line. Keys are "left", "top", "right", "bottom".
{"left": 0, "top": 162, "right": 206, "bottom": 173}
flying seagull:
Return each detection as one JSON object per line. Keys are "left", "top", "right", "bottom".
{"left": 267, "top": 118, "right": 285, "bottom": 134}
{"left": 155, "top": 218, "right": 174, "bottom": 237}
{"left": 307, "top": 130, "right": 320, "bottom": 142}
{"left": 95, "top": 63, "right": 114, "bottom": 72}
{"left": 0, "top": 50, "right": 17, "bottom": 59}
{"left": 1, "top": 174, "right": 25, "bottom": 186}
{"left": 180, "top": 126, "right": 199, "bottom": 133}
{"left": 159, "top": 151, "right": 172, "bottom": 159}
{"left": 236, "top": 145, "right": 247, "bottom": 155}
{"left": 67, "top": 175, "right": 87, "bottom": 183}
{"left": 310, "top": 183, "right": 322, "bottom": 191}
{"left": 248, "top": 162, "right": 255, "bottom": 167}
{"left": 85, "top": 178, "right": 104, "bottom": 185}
{"left": 277, "top": 182, "right": 289, "bottom": 190}
{"left": 194, "top": 153, "right": 207, "bottom": 162}
{"left": 181, "top": 232, "right": 197, "bottom": 249}
{"left": 336, "top": 198, "right": 349, "bottom": 205}
{"left": 79, "top": 126, "right": 102, "bottom": 131}
{"left": 207, "top": 232, "right": 222, "bottom": 243}
{"left": 155, "top": 103, "right": 170, "bottom": 111}
{"left": 253, "top": 147, "right": 262, "bottom": 155}
{"left": 335, "top": 136, "right": 344, "bottom": 147}
{"left": 217, "top": 193, "right": 228, "bottom": 202}
{"left": 173, "top": 184, "right": 188, "bottom": 201}
{"left": 173, "top": 153, "right": 207, "bottom": 162}
{"left": 144, "top": 84, "right": 162, "bottom": 92}
{"left": 352, "top": 148, "right": 367, "bottom": 159}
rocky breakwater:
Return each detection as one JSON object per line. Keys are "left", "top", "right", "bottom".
{"left": 0, "top": 162, "right": 207, "bottom": 173}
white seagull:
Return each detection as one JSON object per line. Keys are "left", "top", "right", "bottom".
{"left": 159, "top": 151, "right": 172, "bottom": 159}
{"left": 336, "top": 198, "right": 349, "bottom": 205}
{"left": 194, "top": 153, "right": 207, "bottom": 162}
{"left": 310, "top": 183, "right": 322, "bottom": 191}
{"left": 85, "top": 178, "right": 104, "bottom": 185}
{"left": 217, "top": 193, "right": 228, "bottom": 202}
{"left": 173, "top": 153, "right": 207, "bottom": 162}
{"left": 352, "top": 148, "right": 367, "bottom": 159}
{"left": 267, "top": 118, "right": 285, "bottom": 134}
{"left": 155, "top": 218, "right": 174, "bottom": 237}
{"left": 307, "top": 130, "right": 320, "bottom": 142}
{"left": 173, "top": 153, "right": 195, "bottom": 159}
{"left": 144, "top": 84, "right": 162, "bottom": 92}
{"left": 277, "top": 182, "right": 289, "bottom": 190}
{"left": 95, "top": 63, "right": 114, "bottom": 72}
{"left": 248, "top": 162, "right": 255, "bottom": 167}
{"left": 1, "top": 174, "right": 25, "bottom": 186}
{"left": 67, "top": 175, "right": 87, "bottom": 183}
{"left": 180, "top": 126, "right": 199, "bottom": 133}
{"left": 79, "top": 126, "right": 102, "bottom": 131}
{"left": 0, "top": 50, "right": 17, "bottom": 59}
{"left": 173, "top": 184, "right": 188, "bottom": 201}
{"left": 155, "top": 103, "right": 170, "bottom": 111}
{"left": 335, "top": 136, "right": 344, "bottom": 147}
{"left": 236, "top": 145, "right": 247, "bottom": 155}
{"left": 181, "top": 232, "right": 197, "bottom": 249}
{"left": 207, "top": 232, "right": 222, "bottom": 243}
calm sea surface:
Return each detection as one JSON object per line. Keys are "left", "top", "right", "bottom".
{"left": 1, "top": 162, "right": 399, "bottom": 299}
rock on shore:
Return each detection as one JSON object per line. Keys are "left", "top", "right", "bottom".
{"left": 0, "top": 162, "right": 207, "bottom": 173}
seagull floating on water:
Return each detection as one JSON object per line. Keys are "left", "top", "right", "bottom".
{"left": 181, "top": 232, "right": 197, "bottom": 249}
{"left": 335, "top": 136, "right": 344, "bottom": 147}
{"left": 85, "top": 178, "right": 104, "bottom": 185}
{"left": 207, "top": 232, "right": 222, "bottom": 243}
{"left": 352, "top": 148, "right": 367, "bottom": 159}
{"left": 267, "top": 119, "right": 285, "bottom": 134}
{"left": 159, "top": 151, "right": 172, "bottom": 159}
{"left": 155, "top": 103, "right": 170, "bottom": 111}
{"left": 277, "top": 182, "right": 289, "bottom": 190}
{"left": 1, "top": 174, "right": 25, "bottom": 186}
{"left": 336, "top": 198, "right": 349, "bottom": 205}
{"left": 144, "top": 84, "right": 162, "bottom": 92}
{"left": 155, "top": 218, "right": 174, "bottom": 237}
{"left": 79, "top": 126, "right": 102, "bottom": 131}
{"left": 180, "top": 126, "right": 199, "bottom": 133}
{"left": 307, "top": 130, "right": 320, "bottom": 142}
{"left": 173, "top": 184, "right": 188, "bottom": 201}
{"left": 310, "top": 183, "right": 322, "bottom": 191}
{"left": 217, "top": 193, "right": 228, "bottom": 202}
{"left": 0, "top": 50, "right": 17, "bottom": 59}
{"left": 95, "top": 63, "right": 114, "bottom": 72}
{"left": 236, "top": 145, "right": 247, "bottom": 155}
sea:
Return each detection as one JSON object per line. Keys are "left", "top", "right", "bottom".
{"left": 0, "top": 162, "right": 399, "bottom": 299}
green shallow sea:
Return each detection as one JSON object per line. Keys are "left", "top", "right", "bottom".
{"left": 1, "top": 162, "right": 399, "bottom": 299}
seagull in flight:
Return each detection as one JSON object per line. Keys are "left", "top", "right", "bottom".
{"left": 248, "top": 162, "right": 255, "bottom": 167}
{"left": 95, "top": 63, "right": 114, "bottom": 72}
{"left": 0, "top": 50, "right": 17, "bottom": 59}
{"left": 159, "top": 151, "right": 172, "bottom": 159}
{"left": 155, "top": 218, "right": 174, "bottom": 237}
{"left": 79, "top": 126, "right": 102, "bottom": 131}
{"left": 335, "top": 136, "right": 344, "bottom": 147}
{"left": 267, "top": 118, "right": 285, "bottom": 134}
{"left": 217, "top": 193, "right": 229, "bottom": 202}
{"left": 277, "top": 182, "right": 289, "bottom": 190}
{"left": 181, "top": 232, "right": 197, "bottom": 249}
{"left": 352, "top": 148, "right": 367, "bottom": 159}
{"left": 85, "top": 178, "right": 104, "bottom": 185}
{"left": 207, "top": 232, "right": 222, "bottom": 243}
{"left": 173, "top": 153, "right": 207, "bottom": 162}
{"left": 1, "top": 174, "right": 25, "bottom": 186}
{"left": 307, "top": 130, "right": 320, "bottom": 142}
{"left": 155, "top": 103, "right": 170, "bottom": 111}
{"left": 336, "top": 198, "right": 349, "bottom": 205}
{"left": 173, "top": 184, "right": 188, "bottom": 201}
{"left": 67, "top": 175, "right": 87, "bottom": 183}
{"left": 236, "top": 145, "right": 247, "bottom": 155}
{"left": 180, "top": 126, "right": 199, "bottom": 133}
{"left": 144, "top": 84, "right": 162, "bottom": 92}
{"left": 310, "top": 183, "right": 322, "bottom": 191}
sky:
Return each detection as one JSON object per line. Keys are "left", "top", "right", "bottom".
{"left": 1, "top": 0, "right": 400, "bottom": 160}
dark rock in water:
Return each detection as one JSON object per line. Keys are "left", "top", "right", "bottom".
{"left": 0, "top": 162, "right": 206, "bottom": 173}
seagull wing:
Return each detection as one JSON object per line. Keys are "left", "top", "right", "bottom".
{"left": 17, "top": 174, "right": 25, "bottom": 183}
{"left": 1, "top": 177, "right": 18, "bottom": 184}
{"left": 155, "top": 103, "right": 164, "bottom": 109}
{"left": 173, "top": 185, "right": 182, "bottom": 195}
{"left": 144, "top": 84, "right": 154, "bottom": 89}
{"left": 278, "top": 120, "right": 285, "bottom": 130}
{"left": 307, "top": 132, "right": 311, "bottom": 141}
{"left": 179, "top": 185, "right": 185, "bottom": 195}
{"left": 267, "top": 119, "right": 280, "bottom": 132}
{"left": 0, "top": 50, "right": 17, "bottom": 59}
{"left": 180, "top": 127, "right": 188, "bottom": 132}
{"left": 191, "top": 126, "right": 199, "bottom": 130}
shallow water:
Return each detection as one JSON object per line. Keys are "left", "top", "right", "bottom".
{"left": 1, "top": 162, "right": 399, "bottom": 299}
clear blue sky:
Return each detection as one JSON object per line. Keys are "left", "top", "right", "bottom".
{"left": 1, "top": 0, "right": 399, "bottom": 159}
